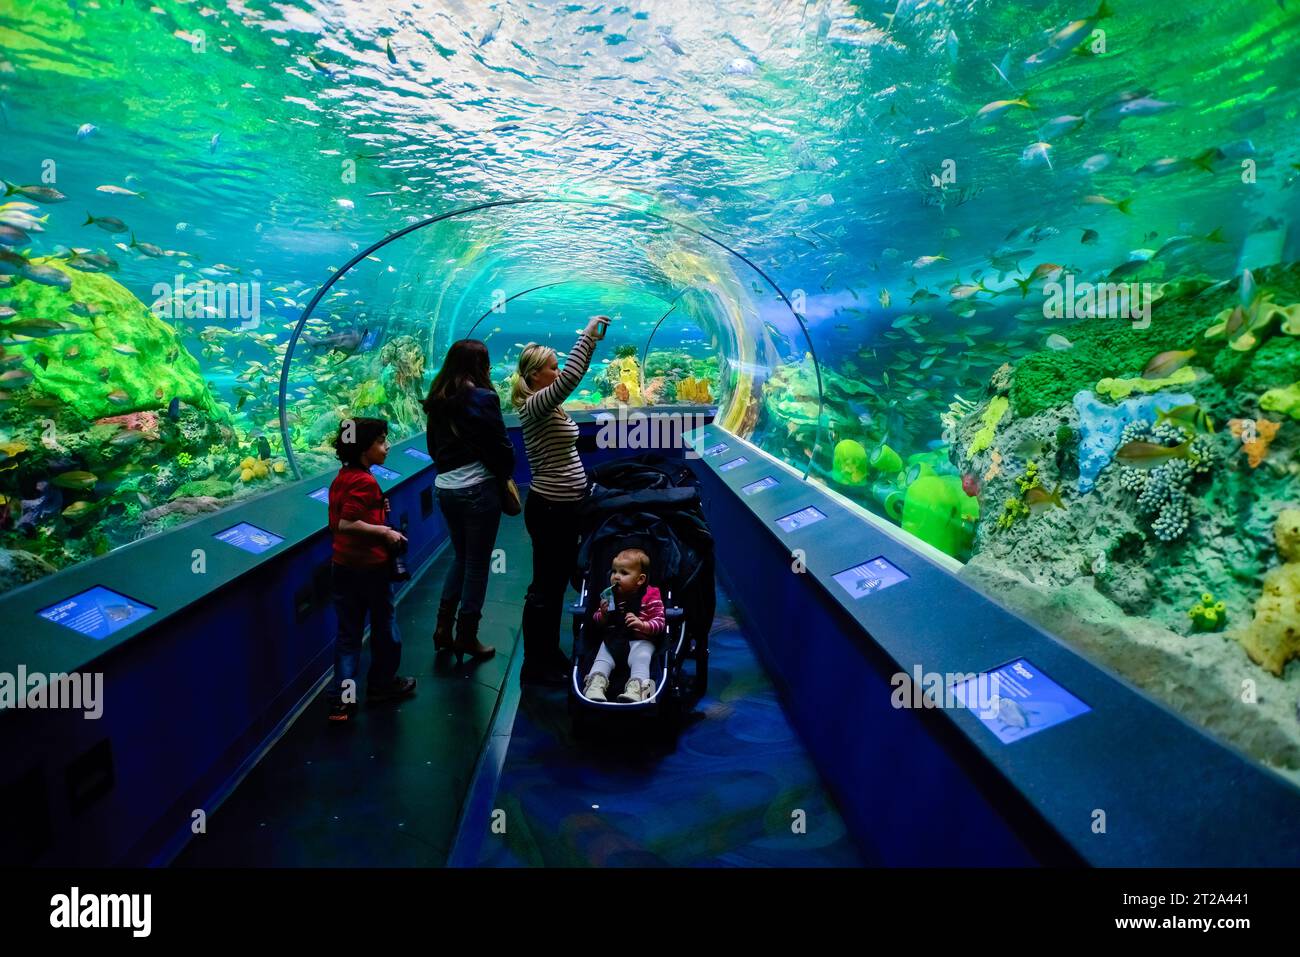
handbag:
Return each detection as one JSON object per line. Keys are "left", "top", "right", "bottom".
{"left": 447, "top": 413, "right": 521, "bottom": 517}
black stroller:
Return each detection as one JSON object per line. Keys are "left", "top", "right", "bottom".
{"left": 567, "top": 455, "right": 715, "bottom": 740}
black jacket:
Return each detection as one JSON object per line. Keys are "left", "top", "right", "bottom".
{"left": 425, "top": 387, "right": 515, "bottom": 481}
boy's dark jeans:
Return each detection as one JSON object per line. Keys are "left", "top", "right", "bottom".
{"left": 330, "top": 563, "right": 402, "bottom": 702}
{"left": 437, "top": 479, "right": 503, "bottom": 618}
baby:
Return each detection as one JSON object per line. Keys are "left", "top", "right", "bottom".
{"left": 581, "top": 547, "right": 665, "bottom": 703}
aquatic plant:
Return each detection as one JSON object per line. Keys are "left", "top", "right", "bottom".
{"left": 1114, "top": 421, "right": 1216, "bottom": 542}
{"left": 1236, "top": 509, "right": 1300, "bottom": 676}
{"left": 1188, "top": 592, "right": 1227, "bottom": 633}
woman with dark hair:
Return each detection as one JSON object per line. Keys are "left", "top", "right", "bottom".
{"left": 424, "top": 339, "right": 516, "bottom": 661}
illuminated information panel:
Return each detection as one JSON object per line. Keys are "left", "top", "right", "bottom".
{"left": 215, "top": 523, "right": 284, "bottom": 555}
{"left": 38, "top": 586, "right": 156, "bottom": 640}
{"left": 951, "top": 658, "right": 1092, "bottom": 744}
{"left": 833, "top": 556, "right": 908, "bottom": 598}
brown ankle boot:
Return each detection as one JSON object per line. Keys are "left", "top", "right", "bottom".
{"left": 432, "top": 601, "right": 457, "bottom": 652}
{"left": 453, "top": 612, "right": 495, "bottom": 662}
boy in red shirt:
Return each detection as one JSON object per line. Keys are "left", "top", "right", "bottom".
{"left": 327, "top": 417, "right": 416, "bottom": 722}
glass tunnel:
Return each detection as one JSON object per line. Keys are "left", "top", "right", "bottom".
{"left": 2, "top": 0, "right": 1300, "bottom": 872}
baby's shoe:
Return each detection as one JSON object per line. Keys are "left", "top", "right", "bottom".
{"left": 613, "top": 681, "right": 644, "bottom": 702}
{"left": 583, "top": 672, "right": 609, "bottom": 702}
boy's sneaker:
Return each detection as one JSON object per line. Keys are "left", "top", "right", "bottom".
{"left": 583, "top": 672, "right": 609, "bottom": 702}
{"left": 327, "top": 701, "right": 357, "bottom": 724}
{"left": 367, "top": 676, "right": 417, "bottom": 702}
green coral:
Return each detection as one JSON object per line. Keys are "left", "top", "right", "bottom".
{"left": 996, "top": 496, "right": 1030, "bottom": 531}
{"left": 0, "top": 259, "right": 226, "bottom": 421}
{"left": 832, "top": 439, "right": 870, "bottom": 485}
{"left": 170, "top": 478, "right": 235, "bottom": 500}
{"left": 1188, "top": 591, "right": 1227, "bottom": 632}
{"left": 967, "top": 395, "right": 1008, "bottom": 456}
{"left": 1095, "top": 366, "right": 1198, "bottom": 400}
{"left": 1260, "top": 382, "right": 1300, "bottom": 420}
{"left": 1243, "top": 336, "right": 1300, "bottom": 391}
{"left": 901, "top": 474, "right": 979, "bottom": 559}
{"left": 1010, "top": 264, "right": 1300, "bottom": 418}
{"left": 176, "top": 451, "right": 195, "bottom": 469}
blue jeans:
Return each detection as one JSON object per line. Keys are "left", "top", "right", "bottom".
{"left": 331, "top": 563, "right": 402, "bottom": 701}
{"left": 437, "top": 479, "right": 503, "bottom": 618}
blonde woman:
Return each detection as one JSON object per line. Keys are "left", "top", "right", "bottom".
{"left": 513, "top": 315, "right": 609, "bottom": 686}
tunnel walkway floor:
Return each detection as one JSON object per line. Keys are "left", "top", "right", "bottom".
{"left": 174, "top": 491, "right": 863, "bottom": 867}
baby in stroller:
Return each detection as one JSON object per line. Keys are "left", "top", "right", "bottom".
{"left": 581, "top": 547, "right": 665, "bottom": 703}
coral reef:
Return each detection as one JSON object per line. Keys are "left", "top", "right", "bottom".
{"left": 966, "top": 395, "right": 1007, "bottom": 456}
{"left": 1072, "top": 390, "right": 1194, "bottom": 493}
{"left": 1188, "top": 592, "right": 1227, "bottom": 632}
{"left": 832, "top": 439, "right": 869, "bottom": 485}
{"left": 901, "top": 473, "right": 979, "bottom": 559}
{"left": 1228, "top": 417, "right": 1281, "bottom": 468}
{"left": 1095, "top": 366, "right": 1198, "bottom": 401}
{"left": 1, "top": 261, "right": 224, "bottom": 421}
{"left": 1235, "top": 509, "right": 1300, "bottom": 676}
{"left": 1114, "top": 420, "right": 1216, "bottom": 542}
{"left": 1260, "top": 383, "right": 1300, "bottom": 420}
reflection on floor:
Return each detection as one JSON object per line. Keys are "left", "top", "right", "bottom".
{"left": 475, "top": 592, "right": 867, "bottom": 867}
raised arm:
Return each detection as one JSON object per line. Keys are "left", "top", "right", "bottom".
{"left": 523, "top": 332, "right": 595, "bottom": 418}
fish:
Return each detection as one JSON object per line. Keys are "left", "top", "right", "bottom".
{"left": 96, "top": 184, "right": 144, "bottom": 197}
{"left": 0, "top": 224, "right": 29, "bottom": 246}
{"left": 658, "top": 27, "right": 684, "bottom": 55}
{"left": 385, "top": 39, "right": 397, "bottom": 64}
{"left": 69, "top": 301, "right": 103, "bottom": 317}
{"left": 1080, "top": 228, "right": 1099, "bottom": 245}
{"left": 3, "top": 318, "right": 75, "bottom": 337}
{"left": 1114, "top": 439, "right": 1192, "bottom": 468}
{"left": 1090, "top": 90, "right": 1178, "bottom": 124}
{"left": 909, "top": 288, "right": 938, "bottom": 304}
{"left": 1020, "top": 142, "right": 1054, "bottom": 169}
{"left": 0, "top": 249, "right": 28, "bottom": 275}
{"left": 962, "top": 473, "right": 982, "bottom": 497}
{"left": 52, "top": 470, "right": 99, "bottom": 490}
{"left": 1142, "top": 348, "right": 1196, "bottom": 379}
{"left": 1038, "top": 115, "right": 1085, "bottom": 140}
{"left": 1023, "top": 484, "right": 1065, "bottom": 512}
{"left": 989, "top": 248, "right": 1031, "bottom": 279}
{"left": 83, "top": 213, "right": 128, "bottom": 233}
{"left": 878, "top": 288, "right": 890, "bottom": 308}
{"left": 106, "top": 388, "right": 129, "bottom": 403}
{"left": 1152, "top": 228, "right": 1225, "bottom": 260}
{"left": 911, "top": 254, "right": 948, "bottom": 269}
{"left": 112, "top": 343, "right": 141, "bottom": 356}
{"left": 168, "top": 397, "right": 181, "bottom": 420}
{"left": 1081, "top": 194, "right": 1132, "bottom": 214}
{"left": 1046, "top": 334, "right": 1073, "bottom": 351}
{"left": 1013, "top": 437, "right": 1051, "bottom": 461}
{"left": 1023, "top": 1, "right": 1113, "bottom": 72}
{"left": 0, "top": 307, "right": 14, "bottom": 320}
{"left": 210, "top": 133, "right": 221, "bottom": 153}
{"left": 103, "top": 604, "right": 136, "bottom": 622}
{"left": 62, "top": 500, "right": 98, "bottom": 520}
{"left": 76, "top": 123, "right": 98, "bottom": 140}
{"left": 109, "top": 429, "right": 149, "bottom": 446}
{"left": 20, "top": 263, "right": 72, "bottom": 290}
{"left": 975, "top": 97, "right": 1032, "bottom": 124}
{"left": 1136, "top": 152, "right": 1218, "bottom": 177}
{"left": 1078, "top": 152, "right": 1115, "bottom": 174}
{"left": 1108, "top": 258, "right": 1151, "bottom": 279}
{"left": 950, "top": 282, "right": 989, "bottom": 300}
{"left": 3, "top": 182, "right": 66, "bottom": 203}
{"left": 129, "top": 233, "right": 163, "bottom": 257}
{"left": 1155, "top": 403, "right": 1214, "bottom": 435}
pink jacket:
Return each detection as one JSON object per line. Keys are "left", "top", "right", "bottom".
{"left": 594, "top": 584, "right": 665, "bottom": 637}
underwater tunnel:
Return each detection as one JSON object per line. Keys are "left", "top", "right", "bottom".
{"left": 1, "top": 0, "right": 1299, "bottom": 897}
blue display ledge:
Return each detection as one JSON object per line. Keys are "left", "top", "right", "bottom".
{"left": 0, "top": 407, "right": 713, "bottom": 866}
{"left": 688, "top": 424, "right": 1300, "bottom": 866}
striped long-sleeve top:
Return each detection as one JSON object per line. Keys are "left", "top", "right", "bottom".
{"left": 519, "top": 332, "right": 595, "bottom": 502}
{"left": 593, "top": 585, "right": 666, "bottom": 638}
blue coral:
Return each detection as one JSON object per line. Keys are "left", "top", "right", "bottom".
{"left": 1072, "top": 390, "right": 1195, "bottom": 494}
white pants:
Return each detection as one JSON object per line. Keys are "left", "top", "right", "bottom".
{"left": 590, "top": 640, "right": 654, "bottom": 683}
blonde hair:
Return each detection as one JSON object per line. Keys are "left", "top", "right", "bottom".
{"left": 512, "top": 342, "right": 556, "bottom": 409}
{"left": 615, "top": 548, "right": 651, "bottom": 576}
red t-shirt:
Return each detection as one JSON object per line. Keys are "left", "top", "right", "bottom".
{"left": 329, "top": 466, "right": 389, "bottom": 567}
